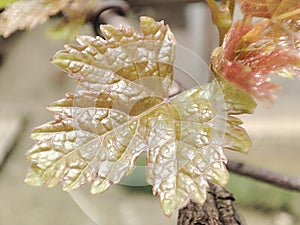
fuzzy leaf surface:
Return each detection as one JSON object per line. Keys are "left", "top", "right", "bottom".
{"left": 0, "top": 0, "right": 72, "bottom": 37}
{"left": 212, "top": 16, "right": 300, "bottom": 103}
{"left": 25, "top": 17, "right": 254, "bottom": 216}
{"left": 0, "top": 0, "right": 97, "bottom": 38}
{"left": 239, "top": 0, "right": 300, "bottom": 20}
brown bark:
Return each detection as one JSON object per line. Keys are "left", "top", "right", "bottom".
{"left": 177, "top": 183, "right": 245, "bottom": 225}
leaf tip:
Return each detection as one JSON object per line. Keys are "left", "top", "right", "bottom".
{"left": 51, "top": 51, "right": 69, "bottom": 70}
{"left": 140, "top": 16, "right": 156, "bottom": 24}
{"left": 24, "top": 168, "right": 44, "bottom": 187}
{"left": 161, "top": 199, "right": 175, "bottom": 217}
{"left": 91, "top": 178, "right": 112, "bottom": 194}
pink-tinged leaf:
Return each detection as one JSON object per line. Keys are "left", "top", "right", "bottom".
{"left": 212, "top": 19, "right": 300, "bottom": 103}
{"left": 25, "top": 17, "right": 255, "bottom": 216}
{"left": 272, "top": 0, "right": 300, "bottom": 21}
{"left": 238, "top": 0, "right": 281, "bottom": 18}
{"left": 0, "top": 0, "right": 71, "bottom": 37}
{"left": 0, "top": 0, "right": 99, "bottom": 38}
{"left": 238, "top": 0, "right": 300, "bottom": 20}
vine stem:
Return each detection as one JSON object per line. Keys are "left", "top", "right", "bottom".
{"left": 205, "top": 0, "right": 232, "bottom": 45}
{"left": 227, "top": 160, "right": 300, "bottom": 192}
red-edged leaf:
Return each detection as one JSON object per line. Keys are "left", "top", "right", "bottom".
{"left": 212, "top": 19, "right": 300, "bottom": 103}
{"left": 239, "top": 0, "right": 281, "bottom": 18}
{"left": 239, "top": 0, "right": 300, "bottom": 20}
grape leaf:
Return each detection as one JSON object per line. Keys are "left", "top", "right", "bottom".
{"left": 272, "top": 0, "right": 300, "bottom": 21}
{"left": 0, "top": 0, "right": 96, "bottom": 38}
{"left": 239, "top": 0, "right": 300, "bottom": 21}
{"left": 238, "top": 0, "right": 281, "bottom": 18}
{"left": 212, "top": 17, "right": 300, "bottom": 103}
{"left": 0, "top": 0, "right": 71, "bottom": 37}
{"left": 238, "top": 0, "right": 300, "bottom": 45}
{"left": 24, "top": 17, "right": 255, "bottom": 216}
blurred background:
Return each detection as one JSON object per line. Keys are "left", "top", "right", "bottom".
{"left": 0, "top": 0, "right": 299, "bottom": 225}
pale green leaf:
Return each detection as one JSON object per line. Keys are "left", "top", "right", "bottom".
{"left": 0, "top": 0, "right": 20, "bottom": 8}
{"left": 25, "top": 17, "right": 253, "bottom": 216}
{"left": 217, "top": 77, "right": 255, "bottom": 153}
{"left": 218, "top": 76, "right": 257, "bottom": 115}
{"left": 0, "top": 0, "right": 98, "bottom": 38}
{"left": 0, "top": 0, "right": 71, "bottom": 37}
{"left": 145, "top": 81, "right": 230, "bottom": 216}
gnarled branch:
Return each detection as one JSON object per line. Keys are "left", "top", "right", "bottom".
{"left": 178, "top": 183, "right": 246, "bottom": 225}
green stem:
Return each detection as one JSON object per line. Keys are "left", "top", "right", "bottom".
{"left": 205, "top": 0, "right": 233, "bottom": 46}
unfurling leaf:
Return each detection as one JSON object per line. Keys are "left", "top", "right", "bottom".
{"left": 212, "top": 15, "right": 300, "bottom": 103}
{"left": 25, "top": 17, "right": 254, "bottom": 216}
{"left": 238, "top": 0, "right": 281, "bottom": 18}
{"left": 238, "top": 0, "right": 300, "bottom": 21}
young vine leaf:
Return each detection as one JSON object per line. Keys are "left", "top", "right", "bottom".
{"left": 212, "top": 1, "right": 300, "bottom": 104}
{"left": 0, "top": 0, "right": 96, "bottom": 38}
{"left": 239, "top": 0, "right": 300, "bottom": 20}
{"left": 24, "top": 17, "right": 255, "bottom": 216}
{"left": 0, "top": 0, "right": 69, "bottom": 37}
